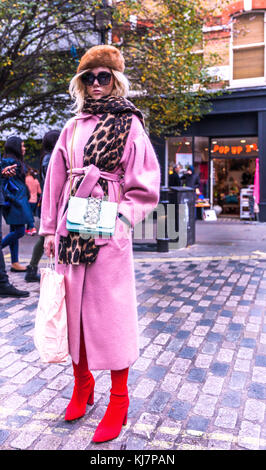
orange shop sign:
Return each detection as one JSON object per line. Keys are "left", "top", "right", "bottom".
{"left": 212, "top": 143, "right": 258, "bottom": 155}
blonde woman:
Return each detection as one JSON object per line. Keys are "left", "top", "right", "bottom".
{"left": 40, "top": 45, "right": 160, "bottom": 443}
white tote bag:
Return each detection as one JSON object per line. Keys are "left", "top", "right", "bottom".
{"left": 34, "top": 263, "right": 69, "bottom": 363}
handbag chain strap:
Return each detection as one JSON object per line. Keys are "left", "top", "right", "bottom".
{"left": 69, "top": 119, "right": 77, "bottom": 199}
{"left": 69, "top": 119, "right": 122, "bottom": 204}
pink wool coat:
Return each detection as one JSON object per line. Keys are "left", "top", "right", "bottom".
{"left": 39, "top": 112, "right": 161, "bottom": 370}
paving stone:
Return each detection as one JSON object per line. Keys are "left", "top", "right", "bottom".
{"left": 244, "top": 399, "right": 265, "bottom": 423}
{"left": 128, "top": 397, "right": 145, "bottom": 418}
{"left": 146, "top": 365, "right": 167, "bottom": 382}
{"left": 133, "top": 378, "right": 156, "bottom": 399}
{"left": 178, "top": 382, "right": 199, "bottom": 402}
{"left": 33, "top": 434, "right": 62, "bottom": 450}
{"left": 0, "top": 359, "right": 28, "bottom": 378}
{"left": 202, "top": 376, "right": 224, "bottom": 395}
{"left": 10, "top": 421, "right": 48, "bottom": 450}
{"left": 201, "top": 342, "right": 218, "bottom": 355}
{"left": 210, "top": 362, "right": 229, "bottom": 377}
{"left": 178, "top": 347, "right": 197, "bottom": 360}
{"left": 238, "top": 421, "right": 261, "bottom": 450}
{"left": 171, "top": 358, "right": 191, "bottom": 374}
{"left": 187, "top": 415, "right": 209, "bottom": 433}
{"left": 234, "top": 358, "right": 251, "bottom": 372}
{"left": 133, "top": 412, "right": 160, "bottom": 438}
{"left": 240, "top": 338, "right": 257, "bottom": 348}
{"left": 217, "top": 348, "right": 235, "bottom": 363}
{"left": 222, "top": 390, "right": 242, "bottom": 408}
{"left": 229, "top": 371, "right": 248, "bottom": 390}
{"left": 215, "top": 407, "right": 238, "bottom": 429}
{"left": 255, "top": 355, "right": 266, "bottom": 367}
{"left": 19, "top": 378, "right": 47, "bottom": 397}
{"left": 248, "top": 382, "right": 266, "bottom": 400}
{"left": 147, "top": 391, "right": 171, "bottom": 413}
{"left": 193, "top": 394, "right": 218, "bottom": 417}
{"left": 252, "top": 367, "right": 266, "bottom": 384}
{"left": 168, "top": 400, "right": 191, "bottom": 421}
{"left": 187, "top": 368, "right": 207, "bottom": 383}
{"left": 156, "top": 351, "right": 175, "bottom": 366}
{"left": 161, "top": 373, "right": 182, "bottom": 392}
{"left": 0, "top": 429, "right": 10, "bottom": 446}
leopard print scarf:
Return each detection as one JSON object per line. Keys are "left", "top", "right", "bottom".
{"left": 57, "top": 95, "right": 144, "bottom": 266}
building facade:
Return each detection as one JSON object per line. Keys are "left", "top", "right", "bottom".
{"left": 152, "top": 0, "right": 266, "bottom": 221}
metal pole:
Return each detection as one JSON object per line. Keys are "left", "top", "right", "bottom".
{"left": 100, "top": 30, "right": 106, "bottom": 44}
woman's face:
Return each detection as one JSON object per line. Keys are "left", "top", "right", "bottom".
{"left": 21, "top": 141, "right": 26, "bottom": 157}
{"left": 85, "top": 66, "right": 114, "bottom": 100}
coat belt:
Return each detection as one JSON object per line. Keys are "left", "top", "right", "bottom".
{"left": 57, "top": 164, "right": 123, "bottom": 237}
{"left": 67, "top": 165, "right": 123, "bottom": 183}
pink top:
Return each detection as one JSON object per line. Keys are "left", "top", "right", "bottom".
{"left": 26, "top": 175, "right": 41, "bottom": 203}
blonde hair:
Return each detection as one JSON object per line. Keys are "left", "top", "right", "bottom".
{"left": 69, "top": 69, "right": 130, "bottom": 114}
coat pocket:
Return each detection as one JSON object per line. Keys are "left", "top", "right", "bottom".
{"left": 109, "top": 217, "right": 131, "bottom": 251}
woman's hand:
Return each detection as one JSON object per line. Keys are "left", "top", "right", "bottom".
{"left": 44, "top": 235, "right": 55, "bottom": 258}
{"left": 1, "top": 164, "right": 17, "bottom": 178}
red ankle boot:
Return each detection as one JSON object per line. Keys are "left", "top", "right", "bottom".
{"left": 65, "top": 361, "right": 95, "bottom": 421}
{"left": 92, "top": 368, "right": 129, "bottom": 443}
{"left": 65, "top": 331, "right": 95, "bottom": 421}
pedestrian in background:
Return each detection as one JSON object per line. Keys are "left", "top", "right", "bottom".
{"left": 40, "top": 45, "right": 160, "bottom": 443}
{"left": 0, "top": 153, "right": 29, "bottom": 297}
{"left": 1, "top": 136, "right": 34, "bottom": 272}
{"left": 25, "top": 130, "right": 60, "bottom": 283}
{"left": 183, "top": 165, "right": 201, "bottom": 195}
{"left": 25, "top": 167, "right": 41, "bottom": 236}
{"left": 169, "top": 163, "right": 181, "bottom": 187}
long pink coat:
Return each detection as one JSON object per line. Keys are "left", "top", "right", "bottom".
{"left": 39, "top": 113, "right": 161, "bottom": 370}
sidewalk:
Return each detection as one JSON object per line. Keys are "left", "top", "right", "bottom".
{"left": 0, "top": 219, "right": 266, "bottom": 451}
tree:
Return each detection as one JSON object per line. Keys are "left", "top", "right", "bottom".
{"left": 0, "top": 0, "right": 99, "bottom": 135}
{"left": 113, "top": 0, "right": 224, "bottom": 135}
{"left": 0, "top": 0, "right": 224, "bottom": 137}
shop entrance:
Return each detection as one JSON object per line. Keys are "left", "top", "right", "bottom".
{"left": 210, "top": 137, "right": 258, "bottom": 219}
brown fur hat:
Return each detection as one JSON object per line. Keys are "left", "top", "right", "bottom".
{"left": 77, "top": 45, "right": 125, "bottom": 74}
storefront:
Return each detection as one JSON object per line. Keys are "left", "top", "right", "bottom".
{"left": 166, "top": 135, "right": 258, "bottom": 219}
{"left": 151, "top": 86, "right": 266, "bottom": 222}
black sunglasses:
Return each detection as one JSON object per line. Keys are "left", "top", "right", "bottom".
{"left": 81, "top": 71, "right": 112, "bottom": 86}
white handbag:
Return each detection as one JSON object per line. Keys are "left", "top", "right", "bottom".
{"left": 66, "top": 121, "right": 120, "bottom": 237}
{"left": 66, "top": 195, "right": 118, "bottom": 236}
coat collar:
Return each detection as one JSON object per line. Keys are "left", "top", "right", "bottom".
{"left": 74, "top": 112, "right": 93, "bottom": 120}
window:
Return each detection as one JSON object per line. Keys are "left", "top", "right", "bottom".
{"left": 232, "top": 12, "right": 265, "bottom": 83}
{"left": 167, "top": 137, "right": 192, "bottom": 173}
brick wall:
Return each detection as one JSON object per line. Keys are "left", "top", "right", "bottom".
{"left": 202, "top": 0, "right": 266, "bottom": 85}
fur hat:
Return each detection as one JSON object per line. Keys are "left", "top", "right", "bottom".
{"left": 77, "top": 45, "right": 125, "bottom": 74}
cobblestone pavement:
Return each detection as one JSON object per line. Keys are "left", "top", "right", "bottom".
{"left": 0, "top": 227, "right": 266, "bottom": 450}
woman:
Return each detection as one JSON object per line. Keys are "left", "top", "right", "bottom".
{"left": 25, "top": 167, "right": 41, "bottom": 236}
{"left": 40, "top": 45, "right": 160, "bottom": 443}
{"left": 25, "top": 130, "right": 60, "bottom": 283}
{"left": 0, "top": 159, "right": 30, "bottom": 298}
{"left": 2, "top": 136, "right": 34, "bottom": 272}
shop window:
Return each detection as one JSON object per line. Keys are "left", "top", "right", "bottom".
{"left": 167, "top": 137, "right": 193, "bottom": 186}
{"left": 194, "top": 136, "right": 209, "bottom": 197}
{"left": 232, "top": 12, "right": 265, "bottom": 83}
{"left": 210, "top": 137, "right": 258, "bottom": 218}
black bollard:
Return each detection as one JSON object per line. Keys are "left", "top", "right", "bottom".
{"left": 156, "top": 186, "right": 170, "bottom": 252}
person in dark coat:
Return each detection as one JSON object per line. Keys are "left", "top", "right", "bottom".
{"left": 1, "top": 136, "right": 34, "bottom": 272}
{"left": 25, "top": 130, "right": 60, "bottom": 282}
{"left": 183, "top": 165, "right": 200, "bottom": 195}
{"left": 169, "top": 164, "right": 181, "bottom": 187}
{"left": 0, "top": 156, "right": 29, "bottom": 297}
